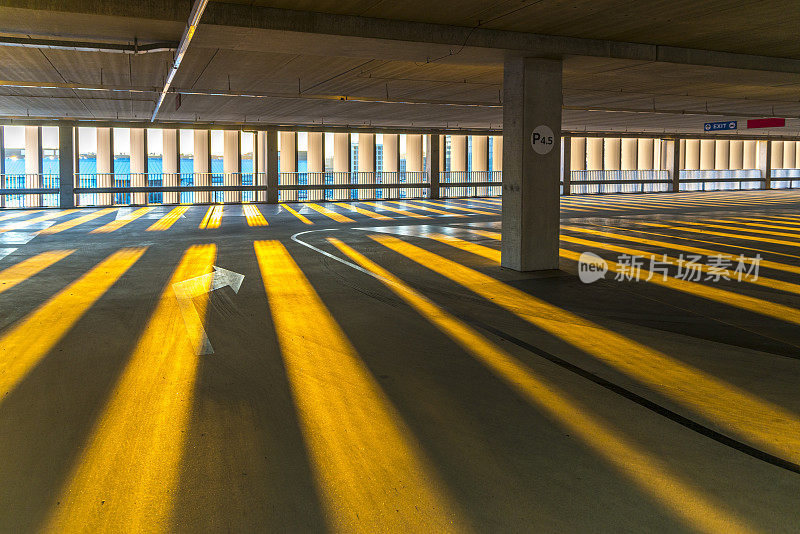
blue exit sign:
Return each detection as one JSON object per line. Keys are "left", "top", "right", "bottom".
{"left": 704, "top": 121, "right": 737, "bottom": 131}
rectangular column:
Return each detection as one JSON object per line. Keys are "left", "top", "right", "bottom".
{"left": 784, "top": 141, "right": 797, "bottom": 170}
{"left": 492, "top": 135, "right": 503, "bottom": 197}
{"left": 162, "top": 129, "right": 179, "bottom": 204}
{"left": 223, "top": 130, "right": 241, "bottom": 203}
{"left": 743, "top": 140, "right": 757, "bottom": 169}
{"left": 450, "top": 135, "right": 467, "bottom": 197}
{"left": 758, "top": 140, "right": 771, "bottom": 189}
{"left": 604, "top": 138, "right": 621, "bottom": 170}
{"left": 405, "top": 133, "right": 424, "bottom": 197}
{"left": 25, "top": 126, "right": 42, "bottom": 207}
{"left": 266, "top": 130, "right": 279, "bottom": 204}
{"left": 307, "top": 132, "right": 324, "bottom": 201}
{"left": 471, "top": 135, "right": 489, "bottom": 196}
{"left": 428, "top": 134, "right": 440, "bottom": 199}
{"left": 194, "top": 129, "right": 211, "bottom": 203}
{"left": 501, "top": 57, "right": 561, "bottom": 272}
{"left": 715, "top": 140, "right": 730, "bottom": 170}
{"left": 279, "top": 131, "right": 297, "bottom": 202}
{"left": 729, "top": 140, "right": 744, "bottom": 170}
{"left": 562, "top": 136, "right": 571, "bottom": 196}
{"left": 586, "top": 137, "right": 603, "bottom": 170}
{"left": 333, "top": 132, "right": 350, "bottom": 200}
{"left": 358, "top": 133, "right": 375, "bottom": 200}
{"left": 637, "top": 138, "right": 654, "bottom": 170}
{"left": 771, "top": 141, "right": 784, "bottom": 170}
{"left": 130, "top": 128, "right": 147, "bottom": 205}
{"left": 664, "top": 139, "right": 680, "bottom": 192}
{"left": 699, "top": 139, "right": 715, "bottom": 170}
{"left": 382, "top": 134, "right": 399, "bottom": 198}
{"left": 97, "top": 127, "right": 114, "bottom": 206}
{"left": 621, "top": 138, "right": 637, "bottom": 170}
{"left": 58, "top": 126, "right": 75, "bottom": 208}
{"left": 684, "top": 139, "right": 700, "bottom": 169}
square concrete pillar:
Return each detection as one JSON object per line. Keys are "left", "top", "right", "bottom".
{"left": 621, "top": 138, "right": 637, "bottom": 170}
{"left": 307, "top": 132, "right": 324, "bottom": 201}
{"left": 58, "top": 126, "right": 75, "bottom": 208}
{"left": 358, "top": 133, "right": 375, "bottom": 200}
{"left": 25, "top": 126, "right": 42, "bottom": 207}
{"left": 382, "top": 134, "right": 399, "bottom": 198}
{"left": 333, "top": 132, "right": 351, "bottom": 200}
{"left": 162, "top": 129, "right": 179, "bottom": 204}
{"left": 279, "top": 131, "right": 297, "bottom": 202}
{"left": 729, "top": 140, "right": 744, "bottom": 170}
{"left": 95, "top": 127, "right": 114, "bottom": 206}
{"left": 471, "top": 135, "right": 489, "bottom": 196}
{"left": 265, "top": 130, "right": 279, "bottom": 204}
{"left": 130, "top": 128, "right": 147, "bottom": 205}
{"left": 664, "top": 139, "right": 680, "bottom": 192}
{"left": 500, "top": 57, "right": 562, "bottom": 272}
{"left": 223, "top": 130, "right": 241, "bottom": 203}
{"left": 758, "top": 140, "right": 771, "bottom": 189}
{"left": 194, "top": 130, "right": 211, "bottom": 203}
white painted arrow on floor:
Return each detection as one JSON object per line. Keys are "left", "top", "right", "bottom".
{"left": 172, "top": 266, "right": 244, "bottom": 355}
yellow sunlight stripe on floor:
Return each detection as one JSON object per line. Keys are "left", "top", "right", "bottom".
{"left": 146, "top": 206, "right": 190, "bottom": 231}
{"left": 0, "top": 250, "right": 75, "bottom": 295}
{"left": 0, "top": 209, "right": 82, "bottom": 233}
{"left": 560, "top": 235, "right": 800, "bottom": 320}
{"left": 639, "top": 222, "right": 800, "bottom": 249}
{"left": 389, "top": 200, "right": 464, "bottom": 216}
{"left": 198, "top": 205, "right": 223, "bottom": 229}
{"left": 39, "top": 208, "right": 118, "bottom": 234}
{"left": 666, "top": 220, "right": 800, "bottom": 240}
{"left": 304, "top": 203, "right": 355, "bottom": 223}
{"left": 0, "top": 247, "right": 145, "bottom": 400}
{"left": 331, "top": 237, "right": 755, "bottom": 534}
{"left": 90, "top": 207, "right": 154, "bottom": 233}
{"left": 562, "top": 225, "right": 800, "bottom": 277}
{"left": 281, "top": 204, "right": 314, "bottom": 224}
{"left": 334, "top": 202, "right": 393, "bottom": 220}
{"left": 243, "top": 204, "right": 269, "bottom": 226}
{"left": 362, "top": 201, "right": 431, "bottom": 219}
{"left": 369, "top": 234, "right": 800, "bottom": 465}
{"left": 254, "top": 240, "right": 465, "bottom": 533}
{"left": 417, "top": 200, "right": 500, "bottom": 215}
{"left": 0, "top": 210, "right": 41, "bottom": 222}
{"left": 44, "top": 244, "right": 216, "bottom": 533}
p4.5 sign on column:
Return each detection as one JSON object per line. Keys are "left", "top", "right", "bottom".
{"left": 530, "top": 125, "right": 555, "bottom": 155}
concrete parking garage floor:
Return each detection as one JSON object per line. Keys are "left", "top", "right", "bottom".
{"left": 1, "top": 189, "right": 800, "bottom": 532}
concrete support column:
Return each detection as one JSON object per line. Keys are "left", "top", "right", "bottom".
{"left": 223, "top": 130, "right": 241, "bottom": 203}
{"left": 265, "top": 130, "right": 278, "bottom": 204}
{"left": 743, "top": 140, "right": 757, "bottom": 169}
{"left": 621, "top": 138, "right": 637, "bottom": 170}
{"left": 96, "top": 127, "right": 114, "bottom": 206}
{"left": 796, "top": 142, "right": 800, "bottom": 169}
{"left": 665, "top": 139, "right": 680, "bottom": 192}
{"left": 58, "top": 126, "right": 75, "bottom": 208}
{"left": 383, "top": 134, "right": 399, "bottom": 197}
{"left": 333, "top": 132, "right": 351, "bottom": 200}
{"left": 307, "top": 132, "right": 324, "bottom": 201}
{"left": 279, "top": 131, "right": 297, "bottom": 201}
{"left": 492, "top": 136, "right": 503, "bottom": 172}
{"left": 729, "top": 140, "right": 744, "bottom": 170}
{"left": 700, "top": 139, "right": 715, "bottom": 170}
{"left": 604, "top": 138, "right": 621, "bottom": 170}
{"left": 194, "top": 130, "right": 211, "bottom": 203}
{"left": 255, "top": 131, "right": 266, "bottom": 202}
{"left": 637, "top": 138, "right": 654, "bottom": 170}
{"left": 586, "top": 137, "right": 603, "bottom": 170}
{"left": 714, "top": 140, "right": 730, "bottom": 170}
{"left": 358, "top": 133, "right": 375, "bottom": 200}
{"left": 24, "top": 126, "right": 42, "bottom": 207}
{"left": 757, "top": 140, "right": 771, "bottom": 189}
{"left": 685, "top": 139, "right": 700, "bottom": 169}
{"left": 562, "top": 136, "right": 571, "bottom": 195}
{"left": 162, "top": 129, "right": 179, "bottom": 204}
{"left": 450, "top": 135, "right": 468, "bottom": 172}
{"left": 570, "top": 137, "right": 586, "bottom": 171}
{"left": 405, "top": 133, "right": 423, "bottom": 197}
{"left": 428, "top": 134, "right": 441, "bottom": 199}
{"left": 500, "top": 57, "right": 561, "bottom": 272}
{"left": 783, "top": 141, "right": 797, "bottom": 170}
{"left": 771, "top": 141, "right": 784, "bottom": 170}
{"left": 471, "top": 135, "right": 489, "bottom": 195}
{"left": 129, "top": 128, "right": 147, "bottom": 205}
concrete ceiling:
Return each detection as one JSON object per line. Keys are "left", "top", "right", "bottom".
{"left": 0, "top": 0, "right": 798, "bottom": 137}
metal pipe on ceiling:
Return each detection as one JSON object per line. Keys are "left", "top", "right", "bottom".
{"left": 151, "top": 0, "right": 209, "bottom": 121}
{"left": 0, "top": 36, "right": 177, "bottom": 54}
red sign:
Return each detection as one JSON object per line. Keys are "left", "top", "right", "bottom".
{"left": 746, "top": 118, "right": 785, "bottom": 129}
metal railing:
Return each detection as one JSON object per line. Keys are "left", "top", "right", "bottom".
{"left": 0, "top": 173, "right": 60, "bottom": 208}
{"left": 567, "top": 170, "right": 671, "bottom": 195}
{"left": 678, "top": 170, "right": 764, "bottom": 191}
{"left": 3, "top": 168, "right": 800, "bottom": 209}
